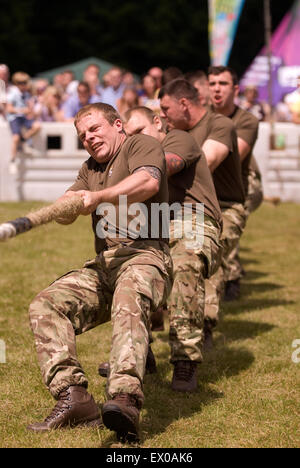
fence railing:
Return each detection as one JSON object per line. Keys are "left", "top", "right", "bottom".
{"left": 1, "top": 121, "right": 300, "bottom": 202}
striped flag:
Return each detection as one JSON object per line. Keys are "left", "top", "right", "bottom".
{"left": 209, "top": 0, "right": 246, "bottom": 65}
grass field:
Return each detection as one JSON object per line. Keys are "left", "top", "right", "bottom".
{"left": 0, "top": 201, "right": 299, "bottom": 448}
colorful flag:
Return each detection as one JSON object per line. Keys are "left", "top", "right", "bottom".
{"left": 209, "top": 0, "right": 246, "bottom": 65}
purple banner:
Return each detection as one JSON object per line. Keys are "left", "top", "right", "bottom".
{"left": 240, "top": 0, "right": 300, "bottom": 105}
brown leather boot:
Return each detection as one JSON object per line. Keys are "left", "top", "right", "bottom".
{"left": 171, "top": 360, "right": 198, "bottom": 392}
{"left": 98, "top": 345, "right": 157, "bottom": 378}
{"left": 101, "top": 393, "right": 140, "bottom": 442}
{"left": 27, "top": 385, "right": 102, "bottom": 432}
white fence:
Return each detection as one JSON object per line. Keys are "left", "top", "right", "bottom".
{"left": 0, "top": 121, "right": 300, "bottom": 202}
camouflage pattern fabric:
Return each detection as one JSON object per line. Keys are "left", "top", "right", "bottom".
{"left": 29, "top": 241, "right": 173, "bottom": 408}
{"left": 204, "top": 203, "right": 247, "bottom": 325}
{"left": 168, "top": 214, "right": 222, "bottom": 363}
{"left": 226, "top": 170, "right": 263, "bottom": 282}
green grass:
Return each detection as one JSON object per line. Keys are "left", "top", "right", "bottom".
{"left": 0, "top": 201, "right": 299, "bottom": 448}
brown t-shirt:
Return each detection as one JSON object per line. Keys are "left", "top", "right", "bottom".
{"left": 162, "top": 129, "right": 222, "bottom": 227}
{"left": 230, "top": 106, "right": 260, "bottom": 191}
{"left": 68, "top": 134, "right": 169, "bottom": 253}
{"left": 189, "top": 109, "right": 245, "bottom": 205}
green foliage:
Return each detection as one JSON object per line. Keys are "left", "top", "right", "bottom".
{"left": 0, "top": 0, "right": 295, "bottom": 78}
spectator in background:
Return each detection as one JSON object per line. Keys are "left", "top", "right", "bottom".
{"left": 116, "top": 86, "right": 139, "bottom": 118}
{"left": 139, "top": 74, "right": 161, "bottom": 114}
{"left": 240, "top": 85, "right": 267, "bottom": 121}
{"left": 6, "top": 72, "right": 41, "bottom": 174}
{"left": 148, "top": 66, "right": 163, "bottom": 90}
{"left": 186, "top": 70, "right": 210, "bottom": 107}
{"left": 31, "top": 78, "right": 50, "bottom": 117}
{"left": 162, "top": 67, "right": 183, "bottom": 86}
{"left": 122, "top": 71, "right": 137, "bottom": 88}
{"left": 61, "top": 81, "right": 101, "bottom": 121}
{"left": 83, "top": 63, "right": 103, "bottom": 97}
{"left": 0, "top": 64, "right": 10, "bottom": 120}
{"left": 61, "top": 70, "right": 79, "bottom": 101}
{"left": 284, "top": 76, "right": 300, "bottom": 124}
{"left": 100, "top": 67, "right": 125, "bottom": 109}
{"left": 36, "top": 86, "right": 64, "bottom": 122}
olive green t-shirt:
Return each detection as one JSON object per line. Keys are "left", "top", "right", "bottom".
{"left": 68, "top": 134, "right": 169, "bottom": 253}
{"left": 230, "top": 106, "right": 260, "bottom": 192}
{"left": 189, "top": 109, "right": 245, "bottom": 205}
{"left": 162, "top": 129, "right": 222, "bottom": 227}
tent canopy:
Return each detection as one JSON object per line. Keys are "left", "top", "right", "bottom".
{"left": 240, "top": 0, "right": 300, "bottom": 105}
{"left": 36, "top": 56, "right": 137, "bottom": 83}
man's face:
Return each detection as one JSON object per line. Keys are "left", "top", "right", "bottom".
{"left": 78, "top": 85, "right": 90, "bottom": 106}
{"left": 110, "top": 70, "right": 122, "bottom": 89}
{"left": 124, "top": 112, "right": 162, "bottom": 140}
{"left": 208, "top": 71, "right": 238, "bottom": 110}
{"left": 76, "top": 111, "right": 123, "bottom": 163}
{"left": 160, "top": 95, "right": 189, "bottom": 131}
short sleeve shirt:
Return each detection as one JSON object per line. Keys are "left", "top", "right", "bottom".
{"left": 68, "top": 134, "right": 169, "bottom": 253}
{"left": 189, "top": 109, "right": 245, "bottom": 205}
{"left": 230, "top": 106, "right": 259, "bottom": 192}
{"left": 162, "top": 129, "right": 222, "bottom": 227}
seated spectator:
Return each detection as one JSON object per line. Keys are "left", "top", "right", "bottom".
{"left": 148, "top": 66, "right": 163, "bottom": 90}
{"left": 185, "top": 70, "right": 210, "bottom": 107}
{"left": 274, "top": 94, "right": 292, "bottom": 122}
{"left": 116, "top": 86, "right": 139, "bottom": 118}
{"left": 240, "top": 85, "right": 267, "bottom": 121}
{"left": 161, "top": 66, "right": 183, "bottom": 86}
{"left": 61, "top": 81, "right": 101, "bottom": 121}
{"left": 139, "top": 74, "right": 161, "bottom": 114}
{"left": 61, "top": 70, "right": 79, "bottom": 101}
{"left": 31, "top": 78, "right": 50, "bottom": 117}
{"left": 100, "top": 67, "right": 125, "bottom": 109}
{"left": 6, "top": 72, "right": 41, "bottom": 174}
{"left": 284, "top": 76, "right": 300, "bottom": 124}
{"left": 0, "top": 64, "right": 10, "bottom": 120}
{"left": 83, "top": 63, "right": 103, "bottom": 97}
{"left": 36, "top": 86, "right": 64, "bottom": 122}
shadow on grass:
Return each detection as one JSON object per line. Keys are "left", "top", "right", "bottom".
{"left": 136, "top": 345, "right": 255, "bottom": 444}
{"left": 217, "top": 319, "right": 274, "bottom": 343}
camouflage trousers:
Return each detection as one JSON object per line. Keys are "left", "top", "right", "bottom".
{"left": 226, "top": 170, "right": 263, "bottom": 282}
{"left": 168, "top": 214, "right": 222, "bottom": 363}
{"left": 204, "top": 202, "right": 247, "bottom": 325}
{"left": 29, "top": 241, "right": 173, "bottom": 408}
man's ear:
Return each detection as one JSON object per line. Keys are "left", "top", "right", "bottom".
{"left": 234, "top": 85, "right": 240, "bottom": 99}
{"left": 113, "top": 118, "right": 123, "bottom": 132}
{"left": 153, "top": 114, "right": 163, "bottom": 131}
{"left": 179, "top": 97, "right": 189, "bottom": 110}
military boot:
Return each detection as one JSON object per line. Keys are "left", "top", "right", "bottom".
{"left": 98, "top": 345, "right": 157, "bottom": 378}
{"left": 27, "top": 385, "right": 101, "bottom": 432}
{"left": 101, "top": 393, "right": 140, "bottom": 442}
{"left": 224, "top": 279, "right": 241, "bottom": 301}
{"left": 171, "top": 360, "right": 198, "bottom": 392}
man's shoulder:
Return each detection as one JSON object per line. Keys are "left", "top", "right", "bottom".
{"left": 124, "top": 133, "right": 162, "bottom": 150}
{"left": 234, "top": 106, "right": 259, "bottom": 128}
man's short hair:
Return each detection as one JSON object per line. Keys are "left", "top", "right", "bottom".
{"left": 185, "top": 70, "right": 208, "bottom": 86}
{"left": 74, "top": 102, "right": 121, "bottom": 127}
{"left": 12, "top": 71, "right": 30, "bottom": 85}
{"left": 158, "top": 79, "right": 199, "bottom": 104}
{"left": 162, "top": 67, "right": 184, "bottom": 86}
{"left": 123, "top": 106, "right": 155, "bottom": 123}
{"left": 207, "top": 66, "right": 239, "bottom": 86}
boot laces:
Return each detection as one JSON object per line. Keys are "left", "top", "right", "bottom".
{"left": 174, "top": 361, "right": 196, "bottom": 382}
{"left": 44, "top": 390, "right": 71, "bottom": 422}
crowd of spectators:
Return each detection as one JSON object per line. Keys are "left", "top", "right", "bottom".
{"left": 1, "top": 61, "right": 300, "bottom": 174}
